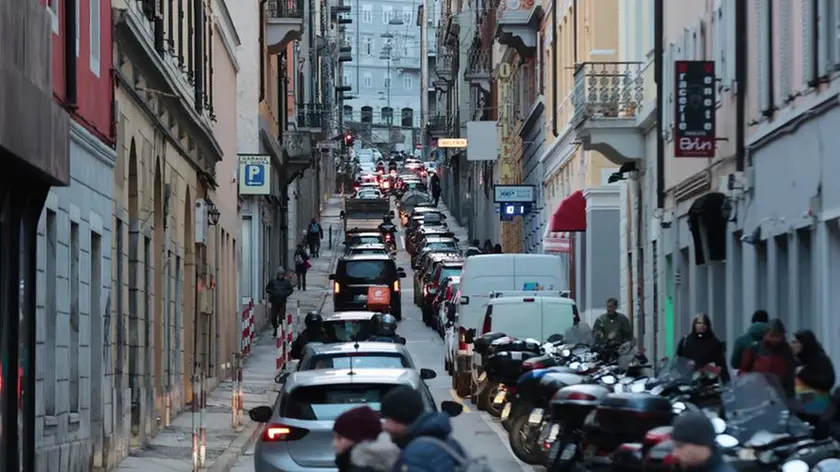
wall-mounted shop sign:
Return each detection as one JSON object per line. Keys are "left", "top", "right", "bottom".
{"left": 674, "top": 60, "right": 716, "bottom": 158}
{"left": 497, "top": 62, "right": 513, "bottom": 159}
{"left": 438, "top": 138, "right": 468, "bottom": 148}
{"left": 238, "top": 154, "right": 271, "bottom": 195}
{"left": 494, "top": 185, "right": 536, "bottom": 203}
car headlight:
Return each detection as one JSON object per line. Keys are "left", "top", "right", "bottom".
{"left": 781, "top": 460, "right": 810, "bottom": 472}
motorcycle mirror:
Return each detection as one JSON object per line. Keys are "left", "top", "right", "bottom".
{"left": 711, "top": 417, "right": 726, "bottom": 434}
{"left": 715, "top": 434, "right": 739, "bottom": 449}
{"left": 781, "top": 460, "right": 809, "bottom": 472}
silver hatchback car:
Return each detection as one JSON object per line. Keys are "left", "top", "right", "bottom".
{"left": 248, "top": 368, "right": 463, "bottom": 471}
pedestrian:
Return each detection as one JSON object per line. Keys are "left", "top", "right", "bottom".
{"left": 482, "top": 240, "right": 493, "bottom": 253}
{"left": 265, "top": 267, "right": 294, "bottom": 337}
{"left": 791, "top": 330, "right": 836, "bottom": 423}
{"left": 730, "top": 309, "right": 769, "bottom": 370}
{"left": 430, "top": 173, "right": 441, "bottom": 206}
{"left": 676, "top": 314, "right": 730, "bottom": 383}
{"left": 307, "top": 218, "right": 324, "bottom": 257}
{"left": 739, "top": 318, "right": 796, "bottom": 398}
{"left": 381, "top": 386, "right": 466, "bottom": 471}
{"left": 465, "top": 239, "right": 483, "bottom": 257}
{"left": 290, "top": 311, "right": 329, "bottom": 358}
{"left": 333, "top": 406, "right": 400, "bottom": 472}
{"left": 492, "top": 243, "right": 503, "bottom": 253}
{"left": 592, "top": 297, "right": 633, "bottom": 346}
{"left": 294, "top": 243, "right": 310, "bottom": 290}
{"left": 671, "top": 411, "right": 736, "bottom": 471}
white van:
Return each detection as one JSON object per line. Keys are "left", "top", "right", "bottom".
{"left": 446, "top": 254, "right": 567, "bottom": 394}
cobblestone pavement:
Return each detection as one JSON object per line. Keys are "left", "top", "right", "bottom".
{"left": 114, "top": 197, "right": 344, "bottom": 471}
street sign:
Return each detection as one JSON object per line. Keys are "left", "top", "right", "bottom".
{"left": 238, "top": 154, "right": 271, "bottom": 195}
{"left": 493, "top": 185, "right": 536, "bottom": 203}
{"left": 438, "top": 138, "right": 468, "bottom": 148}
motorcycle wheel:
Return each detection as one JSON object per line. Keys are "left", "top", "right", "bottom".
{"left": 477, "top": 382, "right": 504, "bottom": 417}
{"left": 509, "top": 411, "right": 546, "bottom": 465}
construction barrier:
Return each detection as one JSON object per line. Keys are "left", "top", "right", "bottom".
{"left": 241, "top": 300, "right": 255, "bottom": 356}
{"left": 276, "top": 312, "right": 296, "bottom": 370}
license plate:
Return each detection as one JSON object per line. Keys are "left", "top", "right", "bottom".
{"left": 493, "top": 391, "right": 506, "bottom": 405}
{"left": 501, "top": 403, "right": 512, "bottom": 419}
{"left": 528, "top": 408, "right": 544, "bottom": 424}
{"left": 560, "top": 444, "right": 577, "bottom": 460}
{"left": 548, "top": 424, "right": 560, "bottom": 442}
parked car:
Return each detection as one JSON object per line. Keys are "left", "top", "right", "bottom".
{"left": 329, "top": 254, "right": 407, "bottom": 320}
{"left": 297, "top": 342, "right": 426, "bottom": 371}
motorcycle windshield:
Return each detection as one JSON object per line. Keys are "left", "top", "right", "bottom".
{"left": 562, "top": 323, "right": 594, "bottom": 346}
{"left": 614, "top": 342, "right": 639, "bottom": 371}
{"left": 654, "top": 357, "right": 696, "bottom": 385}
{"left": 721, "top": 373, "right": 811, "bottom": 445}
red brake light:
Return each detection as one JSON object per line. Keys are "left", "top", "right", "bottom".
{"left": 481, "top": 314, "right": 492, "bottom": 335}
{"left": 566, "top": 392, "right": 597, "bottom": 401}
{"left": 523, "top": 298, "right": 535, "bottom": 302}
{"left": 263, "top": 424, "right": 309, "bottom": 441}
{"left": 458, "top": 327, "right": 467, "bottom": 350}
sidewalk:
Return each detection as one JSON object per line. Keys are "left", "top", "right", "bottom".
{"left": 114, "top": 196, "right": 344, "bottom": 472}
{"left": 435, "top": 203, "right": 469, "bottom": 250}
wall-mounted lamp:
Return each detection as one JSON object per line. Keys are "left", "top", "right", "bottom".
{"left": 206, "top": 198, "right": 221, "bottom": 226}
{"left": 608, "top": 162, "right": 638, "bottom": 184}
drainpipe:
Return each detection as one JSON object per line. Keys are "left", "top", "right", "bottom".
{"left": 64, "top": 0, "right": 78, "bottom": 108}
{"left": 572, "top": 0, "right": 578, "bottom": 64}
{"left": 551, "top": 0, "right": 558, "bottom": 137}
{"left": 654, "top": 0, "right": 664, "bottom": 208}
{"left": 193, "top": 0, "right": 204, "bottom": 111}
{"left": 735, "top": 0, "right": 746, "bottom": 171}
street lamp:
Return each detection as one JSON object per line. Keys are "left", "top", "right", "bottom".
{"left": 205, "top": 198, "right": 221, "bottom": 226}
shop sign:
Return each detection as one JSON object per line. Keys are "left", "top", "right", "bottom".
{"left": 674, "top": 60, "right": 716, "bottom": 158}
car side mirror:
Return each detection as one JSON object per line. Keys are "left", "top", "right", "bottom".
{"left": 440, "top": 401, "right": 463, "bottom": 417}
{"left": 249, "top": 405, "right": 273, "bottom": 423}
{"left": 274, "top": 372, "right": 289, "bottom": 384}
{"left": 397, "top": 336, "right": 407, "bottom": 344}
{"left": 420, "top": 368, "right": 437, "bottom": 380}
{"left": 459, "top": 296, "right": 470, "bottom": 305}
{"left": 339, "top": 211, "right": 345, "bottom": 219}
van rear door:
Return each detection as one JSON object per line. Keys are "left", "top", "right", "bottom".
{"left": 540, "top": 298, "right": 577, "bottom": 341}
{"left": 511, "top": 254, "right": 564, "bottom": 292}
{"left": 490, "top": 298, "right": 542, "bottom": 341}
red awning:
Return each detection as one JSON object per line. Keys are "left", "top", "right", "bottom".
{"left": 550, "top": 190, "right": 586, "bottom": 232}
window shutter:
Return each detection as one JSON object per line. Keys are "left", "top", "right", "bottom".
{"left": 663, "top": 43, "right": 675, "bottom": 138}
{"left": 818, "top": 0, "right": 834, "bottom": 75}
{"left": 723, "top": 0, "right": 736, "bottom": 86}
{"left": 756, "top": 0, "right": 770, "bottom": 113}
{"left": 802, "top": 0, "right": 815, "bottom": 86}
{"left": 683, "top": 28, "right": 693, "bottom": 60}
{"left": 712, "top": 8, "right": 722, "bottom": 87}
{"left": 697, "top": 20, "right": 707, "bottom": 59}
{"left": 778, "top": 0, "right": 792, "bottom": 103}
{"left": 834, "top": 0, "right": 840, "bottom": 67}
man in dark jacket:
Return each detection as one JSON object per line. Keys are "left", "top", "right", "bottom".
{"left": 592, "top": 298, "right": 633, "bottom": 346}
{"left": 730, "top": 310, "right": 769, "bottom": 370}
{"left": 265, "top": 267, "right": 294, "bottom": 337}
{"left": 740, "top": 318, "right": 796, "bottom": 398}
{"left": 671, "top": 411, "right": 735, "bottom": 471}
{"left": 430, "top": 173, "right": 441, "bottom": 206}
{"left": 290, "top": 312, "right": 329, "bottom": 359}
{"left": 381, "top": 386, "right": 465, "bottom": 472}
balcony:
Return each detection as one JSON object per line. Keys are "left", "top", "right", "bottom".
{"left": 427, "top": 114, "right": 448, "bottom": 137}
{"left": 465, "top": 45, "right": 491, "bottom": 89}
{"left": 435, "top": 52, "right": 454, "bottom": 81}
{"left": 266, "top": 0, "right": 304, "bottom": 53}
{"left": 495, "top": 0, "right": 541, "bottom": 58}
{"left": 283, "top": 130, "right": 314, "bottom": 177}
{"left": 296, "top": 103, "right": 327, "bottom": 132}
{"left": 571, "top": 61, "right": 646, "bottom": 165}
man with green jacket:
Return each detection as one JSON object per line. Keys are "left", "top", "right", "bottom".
{"left": 730, "top": 310, "right": 769, "bottom": 370}
{"left": 593, "top": 298, "right": 634, "bottom": 346}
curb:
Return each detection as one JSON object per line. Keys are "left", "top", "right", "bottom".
{"left": 206, "top": 421, "right": 261, "bottom": 472}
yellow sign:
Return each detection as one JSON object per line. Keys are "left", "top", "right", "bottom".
{"left": 438, "top": 138, "right": 468, "bottom": 148}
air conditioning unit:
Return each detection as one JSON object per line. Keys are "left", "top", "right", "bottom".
{"left": 195, "top": 199, "right": 209, "bottom": 245}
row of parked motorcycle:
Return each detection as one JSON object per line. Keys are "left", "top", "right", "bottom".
{"left": 473, "top": 331, "right": 840, "bottom": 471}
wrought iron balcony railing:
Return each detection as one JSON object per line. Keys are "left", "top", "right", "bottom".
{"left": 436, "top": 52, "right": 454, "bottom": 80}
{"left": 465, "top": 46, "right": 491, "bottom": 83}
{"left": 572, "top": 61, "right": 644, "bottom": 126}
{"left": 427, "top": 114, "right": 448, "bottom": 134}
{"left": 297, "top": 103, "right": 327, "bottom": 129}
{"left": 267, "top": 0, "right": 304, "bottom": 19}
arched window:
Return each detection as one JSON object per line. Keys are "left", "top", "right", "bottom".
{"left": 381, "top": 107, "right": 393, "bottom": 125}
{"left": 401, "top": 108, "right": 414, "bottom": 127}
{"left": 361, "top": 106, "right": 373, "bottom": 123}
{"left": 343, "top": 105, "right": 353, "bottom": 122}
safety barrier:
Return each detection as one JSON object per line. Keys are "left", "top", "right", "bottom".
{"left": 276, "top": 313, "right": 296, "bottom": 370}
{"left": 241, "top": 300, "right": 255, "bottom": 356}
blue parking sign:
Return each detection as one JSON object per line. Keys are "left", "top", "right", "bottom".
{"left": 244, "top": 164, "right": 265, "bottom": 186}
{"left": 238, "top": 154, "right": 271, "bottom": 195}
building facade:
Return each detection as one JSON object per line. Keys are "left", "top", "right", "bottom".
{"left": 0, "top": 0, "right": 71, "bottom": 469}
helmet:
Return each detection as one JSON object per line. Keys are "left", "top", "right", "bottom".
{"left": 304, "top": 311, "right": 323, "bottom": 330}
{"left": 378, "top": 314, "right": 397, "bottom": 336}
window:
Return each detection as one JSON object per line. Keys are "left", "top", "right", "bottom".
{"left": 755, "top": 0, "right": 773, "bottom": 114}
{"left": 361, "top": 106, "right": 373, "bottom": 122}
{"left": 363, "top": 73, "right": 373, "bottom": 88}
{"left": 90, "top": 0, "right": 101, "bottom": 76}
{"left": 817, "top": 0, "right": 840, "bottom": 76}
{"left": 362, "top": 4, "right": 373, "bottom": 23}
{"left": 76, "top": 0, "right": 80, "bottom": 57}
{"left": 384, "top": 72, "right": 391, "bottom": 88}
{"left": 69, "top": 221, "right": 80, "bottom": 413}
{"left": 402, "top": 7, "right": 412, "bottom": 24}
{"left": 343, "top": 71, "right": 351, "bottom": 87}
{"left": 802, "top": 0, "right": 817, "bottom": 86}
{"left": 381, "top": 106, "right": 393, "bottom": 124}
{"left": 89, "top": 231, "right": 103, "bottom": 426}
{"left": 796, "top": 228, "right": 813, "bottom": 330}
{"left": 343, "top": 105, "right": 353, "bottom": 121}
{"left": 382, "top": 6, "right": 393, "bottom": 24}
{"left": 364, "top": 37, "right": 373, "bottom": 55}
{"left": 777, "top": 0, "right": 791, "bottom": 102}
{"left": 283, "top": 384, "right": 406, "bottom": 420}
{"left": 403, "top": 74, "right": 413, "bottom": 90}
{"left": 47, "top": 0, "right": 59, "bottom": 33}
{"left": 342, "top": 260, "right": 393, "bottom": 282}
{"left": 45, "top": 210, "right": 57, "bottom": 417}
{"left": 401, "top": 108, "right": 413, "bottom": 127}
{"left": 311, "top": 354, "right": 410, "bottom": 370}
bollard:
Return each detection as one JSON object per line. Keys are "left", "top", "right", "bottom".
{"left": 164, "top": 387, "right": 172, "bottom": 427}
{"left": 199, "top": 371, "right": 207, "bottom": 468}
{"left": 276, "top": 335, "right": 283, "bottom": 370}
{"left": 296, "top": 299, "right": 302, "bottom": 327}
{"left": 191, "top": 372, "right": 199, "bottom": 471}
{"left": 329, "top": 225, "right": 333, "bottom": 250}
{"left": 286, "top": 312, "right": 294, "bottom": 367}
{"left": 232, "top": 352, "right": 242, "bottom": 431}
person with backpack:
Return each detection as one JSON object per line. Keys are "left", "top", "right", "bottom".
{"left": 381, "top": 386, "right": 478, "bottom": 472}
{"left": 294, "top": 243, "right": 310, "bottom": 290}
{"left": 730, "top": 309, "right": 769, "bottom": 370}
{"left": 739, "top": 318, "right": 796, "bottom": 398}
{"left": 265, "top": 267, "right": 294, "bottom": 337}
{"left": 306, "top": 218, "right": 324, "bottom": 257}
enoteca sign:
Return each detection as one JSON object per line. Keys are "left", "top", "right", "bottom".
{"left": 674, "top": 60, "right": 716, "bottom": 158}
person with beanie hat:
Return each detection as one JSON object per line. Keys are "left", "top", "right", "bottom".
{"left": 381, "top": 386, "right": 466, "bottom": 472}
{"left": 671, "top": 411, "right": 735, "bottom": 471}
{"left": 333, "top": 406, "right": 400, "bottom": 472}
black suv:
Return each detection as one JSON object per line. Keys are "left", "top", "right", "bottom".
{"left": 329, "top": 254, "right": 407, "bottom": 320}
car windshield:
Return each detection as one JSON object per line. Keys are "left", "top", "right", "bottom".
{"left": 358, "top": 154, "right": 375, "bottom": 163}
{"left": 310, "top": 353, "right": 409, "bottom": 370}
{"left": 721, "top": 373, "right": 811, "bottom": 444}
{"left": 437, "top": 267, "right": 462, "bottom": 282}
{"left": 283, "top": 384, "right": 399, "bottom": 421}
{"left": 425, "top": 241, "right": 458, "bottom": 251}
{"left": 423, "top": 214, "right": 444, "bottom": 224}
{"left": 342, "top": 260, "right": 393, "bottom": 283}
{"left": 322, "top": 319, "right": 376, "bottom": 342}
{"left": 348, "top": 235, "right": 383, "bottom": 245}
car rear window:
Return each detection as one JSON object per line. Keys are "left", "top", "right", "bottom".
{"left": 348, "top": 235, "right": 383, "bottom": 245}
{"left": 423, "top": 213, "right": 444, "bottom": 224}
{"left": 437, "top": 267, "right": 461, "bottom": 282}
{"left": 284, "top": 384, "right": 399, "bottom": 420}
{"left": 309, "top": 353, "right": 409, "bottom": 370}
{"left": 426, "top": 241, "right": 458, "bottom": 251}
{"left": 322, "top": 319, "right": 376, "bottom": 342}
{"left": 350, "top": 248, "right": 387, "bottom": 256}
{"left": 341, "top": 260, "right": 394, "bottom": 283}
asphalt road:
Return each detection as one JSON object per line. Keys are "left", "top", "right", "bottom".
{"left": 233, "top": 201, "right": 532, "bottom": 471}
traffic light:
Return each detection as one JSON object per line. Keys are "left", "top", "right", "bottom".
{"left": 344, "top": 133, "right": 355, "bottom": 147}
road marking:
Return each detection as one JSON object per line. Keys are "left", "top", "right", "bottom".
{"left": 448, "top": 389, "right": 472, "bottom": 413}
